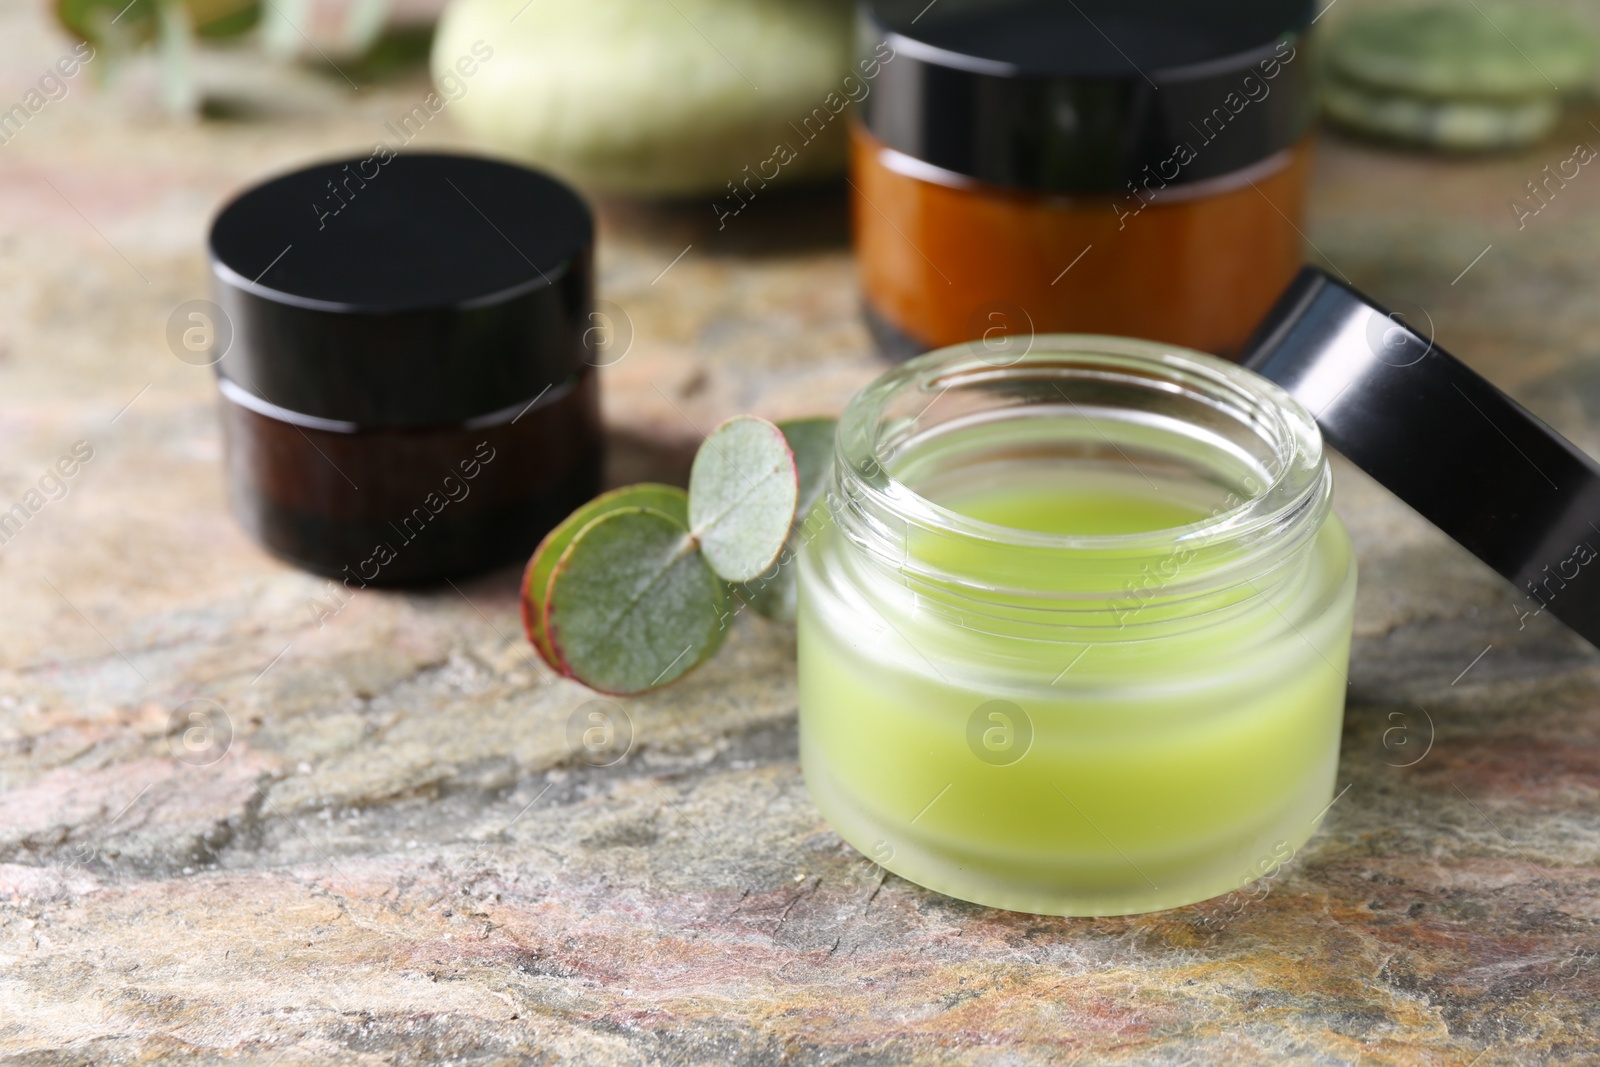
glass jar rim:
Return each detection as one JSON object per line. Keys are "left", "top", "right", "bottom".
{"left": 829, "top": 335, "right": 1331, "bottom": 603}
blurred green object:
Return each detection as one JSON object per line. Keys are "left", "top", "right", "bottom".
{"left": 1324, "top": 73, "right": 1562, "bottom": 151}
{"left": 52, "top": 0, "right": 429, "bottom": 118}
{"left": 431, "top": 0, "right": 854, "bottom": 197}
{"left": 1328, "top": 3, "right": 1594, "bottom": 100}
{"left": 55, "top": 0, "right": 256, "bottom": 113}
{"left": 56, "top": 0, "right": 259, "bottom": 46}
{"left": 1323, "top": 2, "right": 1596, "bottom": 150}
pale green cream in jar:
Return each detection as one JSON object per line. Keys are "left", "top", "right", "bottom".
{"left": 797, "top": 338, "right": 1357, "bottom": 916}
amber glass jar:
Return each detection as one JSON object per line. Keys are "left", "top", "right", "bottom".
{"left": 854, "top": 0, "right": 1318, "bottom": 359}
{"left": 209, "top": 153, "right": 602, "bottom": 586}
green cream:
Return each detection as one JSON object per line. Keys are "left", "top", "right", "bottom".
{"left": 946, "top": 480, "right": 1209, "bottom": 535}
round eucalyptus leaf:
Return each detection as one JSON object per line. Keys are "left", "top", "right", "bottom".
{"left": 545, "top": 507, "right": 729, "bottom": 696}
{"left": 777, "top": 416, "right": 837, "bottom": 515}
{"left": 688, "top": 415, "right": 798, "bottom": 583}
{"left": 521, "top": 483, "right": 689, "bottom": 670}
{"left": 734, "top": 416, "right": 837, "bottom": 621}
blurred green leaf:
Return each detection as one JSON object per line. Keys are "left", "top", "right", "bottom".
{"left": 687, "top": 415, "right": 798, "bottom": 583}
{"left": 191, "top": 0, "right": 259, "bottom": 38}
{"left": 340, "top": 25, "right": 434, "bottom": 82}
{"left": 58, "top": 0, "right": 155, "bottom": 45}
{"left": 57, "top": 0, "right": 258, "bottom": 48}
{"left": 545, "top": 507, "right": 729, "bottom": 696}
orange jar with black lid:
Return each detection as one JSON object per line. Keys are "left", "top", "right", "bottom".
{"left": 854, "top": 0, "right": 1318, "bottom": 359}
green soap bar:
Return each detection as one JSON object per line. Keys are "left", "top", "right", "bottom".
{"left": 1324, "top": 72, "right": 1560, "bottom": 150}
{"left": 431, "top": 0, "right": 854, "bottom": 197}
{"left": 1328, "top": 3, "right": 1595, "bottom": 101}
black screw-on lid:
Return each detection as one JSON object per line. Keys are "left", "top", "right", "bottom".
{"left": 858, "top": 0, "right": 1318, "bottom": 194}
{"left": 1244, "top": 267, "right": 1600, "bottom": 651}
{"left": 209, "top": 152, "right": 594, "bottom": 428}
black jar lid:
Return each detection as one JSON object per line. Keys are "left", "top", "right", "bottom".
{"left": 858, "top": 0, "right": 1318, "bottom": 194}
{"left": 1245, "top": 267, "right": 1600, "bottom": 652}
{"left": 209, "top": 152, "right": 593, "bottom": 428}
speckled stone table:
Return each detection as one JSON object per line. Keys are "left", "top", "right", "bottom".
{"left": 4, "top": 2, "right": 1600, "bottom": 1063}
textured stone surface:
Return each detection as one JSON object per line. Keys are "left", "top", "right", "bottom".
{"left": 3, "top": 2, "right": 1600, "bottom": 1064}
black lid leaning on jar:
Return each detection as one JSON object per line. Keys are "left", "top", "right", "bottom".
{"left": 857, "top": 0, "right": 1318, "bottom": 194}
{"left": 1245, "top": 267, "right": 1600, "bottom": 652}
{"left": 208, "top": 152, "right": 593, "bottom": 428}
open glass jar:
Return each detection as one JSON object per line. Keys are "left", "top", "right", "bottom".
{"left": 797, "top": 337, "right": 1356, "bottom": 915}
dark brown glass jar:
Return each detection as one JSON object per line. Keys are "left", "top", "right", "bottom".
{"left": 208, "top": 152, "right": 603, "bottom": 586}
{"left": 855, "top": 0, "right": 1319, "bottom": 360}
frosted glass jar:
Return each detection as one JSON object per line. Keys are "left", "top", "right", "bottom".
{"left": 797, "top": 337, "right": 1357, "bottom": 915}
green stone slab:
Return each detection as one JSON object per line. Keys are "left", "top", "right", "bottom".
{"left": 1328, "top": 2, "right": 1595, "bottom": 101}
{"left": 1323, "top": 72, "right": 1561, "bottom": 150}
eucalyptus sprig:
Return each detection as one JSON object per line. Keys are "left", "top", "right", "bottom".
{"left": 521, "top": 415, "right": 836, "bottom": 696}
